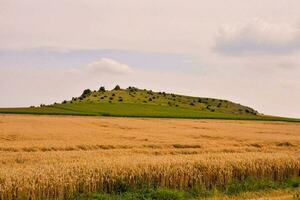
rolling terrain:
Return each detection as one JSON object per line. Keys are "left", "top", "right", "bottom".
{"left": 1, "top": 86, "right": 299, "bottom": 199}
{"left": 0, "top": 86, "right": 299, "bottom": 122}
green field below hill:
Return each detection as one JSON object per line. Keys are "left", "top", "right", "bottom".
{"left": 0, "top": 103, "right": 299, "bottom": 122}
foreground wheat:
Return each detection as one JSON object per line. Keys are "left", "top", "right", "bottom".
{"left": 0, "top": 115, "right": 299, "bottom": 199}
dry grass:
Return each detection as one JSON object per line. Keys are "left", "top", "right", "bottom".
{"left": 0, "top": 114, "right": 300, "bottom": 199}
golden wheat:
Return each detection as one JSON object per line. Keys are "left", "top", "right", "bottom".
{"left": 0, "top": 114, "right": 299, "bottom": 199}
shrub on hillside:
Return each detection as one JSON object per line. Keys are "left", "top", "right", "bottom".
{"left": 114, "top": 85, "right": 121, "bottom": 90}
{"left": 81, "top": 89, "right": 92, "bottom": 98}
{"left": 147, "top": 91, "right": 153, "bottom": 95}
{"left": 127, "top": 86, "right": 138, "bottom": 92}
{"left": 99, "top": 86, "right": 105, "bottom": 92}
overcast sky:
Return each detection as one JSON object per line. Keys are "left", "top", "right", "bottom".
{"left": 0, "top": 0, "right": 300, "bottom": 118}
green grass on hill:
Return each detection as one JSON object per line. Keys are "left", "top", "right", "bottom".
{"left": 72, "top": 86, "right": 259, "bottom": 115}
{"left": 0, "top": 86, "right": 299, "bottom": 122}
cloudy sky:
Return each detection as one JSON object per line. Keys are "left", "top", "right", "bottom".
{"left": 0, "top": 0, "right": 300, "bottom": 118}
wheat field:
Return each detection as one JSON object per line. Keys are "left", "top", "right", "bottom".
{"left": 0, "top": 114, "right": 300, "bottom": 199}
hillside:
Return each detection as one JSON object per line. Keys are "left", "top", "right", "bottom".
{"left": 0, "top": 86, "right": 299, "bottom": 122}
{"left": 69, "top": 86, "right": 258, "bottom": 115}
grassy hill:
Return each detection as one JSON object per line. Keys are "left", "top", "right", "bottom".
{"left": 0, "top": 86, "right": 299, "bottom": 122}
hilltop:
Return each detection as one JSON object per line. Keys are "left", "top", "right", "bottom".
{"left": 0, "top": 85, "right": 299, "bottom": 122}
{"left": 66, "top": 85, "right": 258, "bottom": 115}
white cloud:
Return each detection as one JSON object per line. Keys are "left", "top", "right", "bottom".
{"left": 214, "top": 19, "right": 300, "bottom": 55}
{"left": 86, "top": 58, "right": 134, "bottom": 75}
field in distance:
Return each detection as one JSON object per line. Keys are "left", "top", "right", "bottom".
{"left": 0, "top": 114, "right": 300, "bottom": 199}
{"left": 0, "top": 86, "right": 299, "bottom": 122}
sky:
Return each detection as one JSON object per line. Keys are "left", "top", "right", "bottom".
{"left": 0, "top": 0, "right": 300, "bottom": 118}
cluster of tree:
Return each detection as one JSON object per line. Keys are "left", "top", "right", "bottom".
{"left": 114, "top": 85, "right": 121, "bottom": 90}
{"left": 98, "top": 86, "right": 105, "bottom": 92}
{"left": 127, "top": 86, "right": 138, "bottom": 92}
{"left": 81, "top": 89, "right": 92, "bottom": 98}
{"left": 98, "top": 85, "right": 121, "bottom": 92}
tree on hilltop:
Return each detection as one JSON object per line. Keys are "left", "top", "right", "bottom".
{"left": 81, "top": 89, "right": 92, "bottom": 98}
{"left": 113, "top": 85, "right": 121, "bottom": 90}
{"left": 99, "top": 86, "right": 105, "bottom": 92}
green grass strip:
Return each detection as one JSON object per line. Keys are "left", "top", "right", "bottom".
{"left": 75, "top": 177, "right": 300, "bottom": 200}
